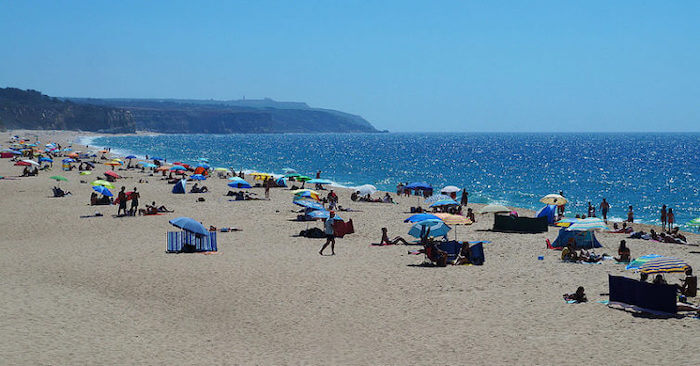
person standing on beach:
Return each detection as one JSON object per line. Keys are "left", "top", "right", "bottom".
{"left": 558, "top": 191, "right": 566, "bottom": 217}
{"left": 627, "top": 205, "right": 634, "bottom": 223}
{"left": 668, "top": 208, "right": 675, "bottom": 231}
{"left": 264, "top": 179, "right": 271, "bottom": 199}
{"left": 661, "top": 205, "right": 667, "bottom": 231}
{"left": 460, "top": 189, "right": 468, "bottom": 206}
{"left": 319, "top": 211, "right": 339, "bottom": 255}
{"left": 587, "top": 202, "right": 594, "bottom": 217}
{"left": 130, "top": 187, "right": 140, "bottom": 216}
{"left": 599, "top": 198, "right": 610, "bottom": 223}
{"left": 316, "top": 170, "right": 321, "bottom": 179}
{"left": 117, "top": 186, "right": 127, "bottom": 216}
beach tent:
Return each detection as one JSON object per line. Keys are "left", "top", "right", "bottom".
{"left": 536, "top": 205, "right": 557, "bottom": 224}
{"left": 172, "top": 179, "right": 186, "bottom": 194}
{"left": 551, "top": 228, "right": 602, "bottom": 249}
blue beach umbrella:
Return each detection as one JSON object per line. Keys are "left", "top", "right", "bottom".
{"left": 190, "top": 174, "right": 207, "bottom": 181}
{"left": 169, "top": 217, "right": 209, "bottom": 236}
{"left": 404, "top": 213, "right": 441, "bottom": 223}
{"left": 405, "top": 182, "right": 432, "bottom": 190}
{"left": 408, "top": 219, "right": 451, "bottom": 238}
{"left": 62, "top": 158, "right": 75, "bottom": 163}
{"left": 151, "top": 156, "right": 164, "bottom": 161}
{"left": 228, "top": 181, "right": 252, "bottom": 189}
{"left": 307, "top": 178, "right": 333, "bottom": 185}
{"left": 196, "top": 163, "right": 210, "bottom": 169}
{"left": 125, "top": 155, "right": 137, "bottom": 159}
{"left": 39, "top": 157, "right": 53, "bottom": 163}
{"left": 293, "top": 199, "right": 325, "bottom": 210}
{"left": 92, "top": 185, "right": 113, "bottom": 197}
{"left": 429, "top": 199, "right": 459, "bottom": 208}
{"left": 170, "top": 165, "right": 187, "bottom": 171}
{"left": 424, "top": 194, "right": 452, "bottom": 204}
{"left": 306, "top": 210, "right": 343, "bottom": 220}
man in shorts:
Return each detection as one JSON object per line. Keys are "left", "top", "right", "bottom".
{"left": 117, "top": 186, "right": 128, "bottom": 216}
{"left": 319, "top": 211, "right": 340, "bottom": 255}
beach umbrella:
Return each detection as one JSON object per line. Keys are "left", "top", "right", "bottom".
{"left": 626, "top": 254, "right": 664, "bottom": 271}
{"left": 440, "top": 185, "right": 461, "bottom": 194}
{"left": 424, "top": 194, "right": 453, "bottom": 204}
{"left": 283, "top": 168, "right": 297, "bottom": 174}
{"left": 49, "top": 175, "right": 68, "bottom": 182}
{"left": 478, "top": 204, "right": 510, "bottom": 214}
{"left": 198, "top": 157, "right": 209, "bottom": 162}
{"left": 228, "top": 176, "right": 247, "bottom": 182}
{"left": 150, "top": 156, "right": 164, "bottom": 161}
{"left": 67, "top": 152, "right": 79, "bottom": 158}
{"left": 294, "top": 191, "right": 320, "bottom": 201}
{"left": 91, "top": 180, "right": 115, "bottom": 189}
{"left": 39, "top": 157, "right": 53, "bottom": 163}
{"left": 80, "top": 171, "right": 92, "bottom": 175}
{"left": 104, "top": 161, "right": 121, "bottom": 170}
{"left": 170, "top": 165, "right": 187, "bottom": 171}
{"left": 540, "top": 194, "right": 568, "bottom": 205}
{"left": 104, "top": 171, "right": 120, "bottom": 179}
{"left": 214, "top": 167, "right": 230, "bottom": 172}
{"left": 92, "top": 185, "right": 113, "bottom": 197}
{"left": 404, "top": 213, "right": 442, "bottom": 223}
{"left": 408, "top": 219, "right": 451, "bottom": 238}
{"left": 168, "top": 217, "right": 208, "bottom": 236}
{"left": 125, "top": 155, "right": 137, "bottom": 159}
{"left": 307, "top": 179, "right": 333, "bottom": 185}
{"left": 155, "top": 166, "right": 169, "bottom": 172}
{"left": 555, "top": 217, "right": 581, "bottom": 227}
{"left": 355, "top": 184, "right": 377, "bottom": 196}
{"left": 405, "top": 182, "right": 432, "bottom": 190}
{"left": 14, "top": 161, "right": 31, "bottom": 166}
{"left": 566, "top": 218, "right": 609, "bottom": 232}
{"left": 196, "top": 163, "right": 210, "bottom": 169}
{"left": 429, "top": 199, "right": 459, "bottom": 208}
{"left": 639, "top": 257, "right": 690, "bottom": 275}
{"left": 285, "top": 173, "right": 301, "bottom": 178}
{"left": 62, "top": 158, "right": 76, "bottom": 163}
{"left": 293, "top": 199, "right": 325, "bottom": 211}
{"left": 142, "top": 163, "right": 157, "bottom": 168}
{"left": 306, "top": 210, "right": 343, "bottom": 220}
{"left": 228, "top": 181, "right": 252, "bottom": 189}
{"left": 296, "top": 175, "right": 311, "bottom": 182}
{"left": 190, "top": 174, "right": 207, "bottom": 181}
{"left": 433, "top": 213, "right": 472, "bottom": 226}
{"left": 688, "top": 218, "right": 700, "bottom": 226}
{"left": 21, "top": 159, "right": 40, "bottom": 166}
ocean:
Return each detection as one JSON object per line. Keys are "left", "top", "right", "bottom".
{"left": 84, "top": 132, "right": 700, "bottom": 229}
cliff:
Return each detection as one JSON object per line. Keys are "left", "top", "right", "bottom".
{"left": 0, "top": 88, "right": 136, "bottom": 133}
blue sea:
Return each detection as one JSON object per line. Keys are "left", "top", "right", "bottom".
{"left": 84, "top": 133, "right": 700, "bottom": 229}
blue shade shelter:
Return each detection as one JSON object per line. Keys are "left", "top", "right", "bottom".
{"left": 536, "top": 205, "right": 557, "bottom": 224}
{"left": 228, "top": 181, "right": 252, "bottom": 189}
{"left": 275, "top": 177, "right": 287, "bottom": 187}
{"left": 172, "top": 179, "right": 186, "bottom": 194}
{"left": 551, "top": 228, "right": 602, "bottom": 249}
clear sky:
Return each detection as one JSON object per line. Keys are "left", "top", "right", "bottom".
{"left": 1, "top": 1, "right": 699, "bottom": 132}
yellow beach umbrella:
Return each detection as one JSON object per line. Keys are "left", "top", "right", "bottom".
{"left": 433, "top": 213, "right": 472, "bottom": 226}
{"left": 291, "top": 189, "right": 320, "bottom": 196}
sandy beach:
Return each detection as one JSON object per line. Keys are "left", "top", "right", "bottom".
{"left": 1, "top": 130, "right": 699, "bottom": 365}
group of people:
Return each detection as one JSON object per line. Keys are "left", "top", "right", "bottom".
{"left": 560, "top": 238, "right": 606, "bottom": 263}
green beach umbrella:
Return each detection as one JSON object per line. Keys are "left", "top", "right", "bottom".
{"left": 297, "top": 175, "right": 311, "bottom": 182}
{"left": 80, "top": 171, "right": 92, "bottom": 175}
{"left": 49, "top": 175, "right": 68, "bottom": 182}
{"left": 688, "top": 218, "right": 700, "bottom": 226}
{"left": 91, "top": 180, "right": 116, "bottom": 189}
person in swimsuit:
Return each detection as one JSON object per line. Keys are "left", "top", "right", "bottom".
{"left": 667, "top": 208, "right": 675, "bottom": 231}
{"left": 627, "top": 205, "right": 634, "bottom": 223}
{"left": 660, "top": 205, "right": 667, "bottom": 231}
{"left": 380, "top": 228, "right": 409, "bottom": 245}
{"left": 614, "top": 240, "right": 631, "bottom": 262}
{"left": 599, "top": 198, "right": 610, "bottom": 223}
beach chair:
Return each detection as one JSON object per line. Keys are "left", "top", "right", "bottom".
{"left": 437, "top": 240, "right": 462, "bottom": 263}
{"left": 470, "top": 243, "right": 485, "bottom": 265}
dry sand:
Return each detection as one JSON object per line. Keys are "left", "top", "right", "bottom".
{"left": 1, "top": 130, "right": 699, "bottom": 365}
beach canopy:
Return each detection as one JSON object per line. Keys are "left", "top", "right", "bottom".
{"left": 405, "top": 182, "right": 432, "bottom": 190}
{"left": 626, "top": 254, "right": 664, "bottom": 271}
{"left": 478, "top": 204, "right": 510, "bottom": 214}
{"left": 566, "top": 218, "right": 608, "bottom": 232}
{"left": 92, "top": 185, "right": 113, "bottom": 197}
{"left": 639, "top": 257, "right": 690, "bottom": 275}
{"left": 440, "top": 185, "right": 461, "bottom": 194}
{"left": 228, "top": 181, "right": 252, "bottom": 189}
{"left": 355, "top": 184, "right": 377, "bottom": 196}
{"left": 404, "top": 213, "right": 441, "bottom": 223}
{"left": 172, "top": 179, "right": 186, "bottom": 194}
{"left": 293, "top": 199, "right": 325, "bottom": 210}
{"left": 540, "top": 194, "right": 567, "bottom": 205}
{"left": 536, "top": 205, "right": 557, "bottom": 224}
{"left": 551, "top": 228, "right": 602, "bottom": 249}
{"left": 424, "top": 194, "right": 452, "bottom": 204}
{"left": 408, "top": 219, "right": 451, "bottom": 238}
{"left": 169, "top": 217, "right": 208, "bottom": 236}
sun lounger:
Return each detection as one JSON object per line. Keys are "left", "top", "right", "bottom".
{"left": 167, "top": 231, "right": 217, "bottom": 253}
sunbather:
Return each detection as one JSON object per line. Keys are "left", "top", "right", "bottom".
{"left": 614, "top": 240, "right": 631, "bottom": 262}
{"left": 679, "top": 268, "right": 697, "bottom": 297}
{"left": 380, "top": 228, "right": 409, "bottom": 245}
{"left": 563, "top": 287, "right": 587, "bottom": 303}
{"left": 454, "top": 242, "right": 472, "bottom": 265}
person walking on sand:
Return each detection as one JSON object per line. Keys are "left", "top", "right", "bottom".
{"left": 319, "top": 211, "right": 340, "bottom": 255}
{"left": 667, "top": 208, "right": 675, "bottom": 231}
{"left": 599, "top": 198, "right": 611, "bottom": 223}
{"left": 660, "top": 205, "right": 667, "bottom": 231}
{"left": 264, "top": 178, "right": 271, "bottom": 200}
{"left": 130, "top": 187, "right": 140, "bottom": 216}
{"left": 117, "top": 186, "right": 127, "bottom": 216}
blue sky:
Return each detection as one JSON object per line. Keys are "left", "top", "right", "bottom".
{"left": 1, "top": 1, "right": 698, "bottom": 132}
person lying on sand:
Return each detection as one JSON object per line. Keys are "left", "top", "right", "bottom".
{"left": 380, "top": 227, "right": 409, "bottom": 245}
{"left": 578, "top": 249, "right": 604, "bottom": 263}
{"left": 563, "top": 287, "right": 587, "bottom": 303}
{"left": 190, "top": 183, "right": 208, "bottom": 193}
{"left": 52, "top": 186, "right": 71, "bottom": 197}
{"left": 138, "top": 201, "right": 174, "bottom": 215}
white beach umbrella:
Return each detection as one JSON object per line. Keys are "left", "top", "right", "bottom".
{"left": 21, "top": 159, "right": 40, "bottom": 166}
{"left": 440, "top": 185, "right": 461, "bottom": 194}
{"left": 540, "top": 194, "right": 567, "bottom": 205}
{"left": 478, "top": 204, "right": 511, "bottom": 214}
{"left": 355, "top": 184, "right": 377, "bottom": 196}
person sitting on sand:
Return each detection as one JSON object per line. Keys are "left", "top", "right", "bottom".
{"left": 380, "top": 227, "right": 409, "bottom": 245}
{"left": 563, "top": 287, "right": 587, "bottom": 303}
{"left": 466, "top": 208, "right": 475, "bottom": 223}
{"left": 614, "top": 240, "right": 631, "bottom": 263}
{"left": 454, "top": 242, "right": 472, "bottom": 265}
{"left": 90, "top": 192, "right": 98, "bottom": 205}
{"left": 561, "top": 239, "right": 578, "bottom": 262}
{"left": 52, "top": 186, "right": 70, "bottom": 197}
{"left": 382, "top": 193, "right": 393, "bottom": 203}
{"left": 190, "top": 183, "right": 208, "bottom": 193}
{"left": 653, "top": 274, "right": 667, "bottom": 285}
{"left": 679, "top": 268, "right": 697, "bottom": 297}
{"left": 351, "top": 191, "right": 359, "bottom": 201}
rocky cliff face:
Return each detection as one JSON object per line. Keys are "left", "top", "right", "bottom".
{"left": 0, "top": 88, "right": 136, "bottom": 133}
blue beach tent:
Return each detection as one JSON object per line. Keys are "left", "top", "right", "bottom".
{"left": 551, "top": 228, "right": 602, "bottom": 249}
{"left": 536, "top": 205, "right": 557, "bottom": 225}
{"left": 172, "top": 179, "right": 186, "bottom": 194}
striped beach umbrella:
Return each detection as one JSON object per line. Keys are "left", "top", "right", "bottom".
{"left": 688, "top": 218, "right": 700, "bottom": 226}
{"left": 555, "top": 217, "right": 581, "bottom": 227}
{"left": 566, "top": 218, "right": 608, "bottom": 232}
{"left": 639, "top": 257, "right": 690, "bottom": 275}
{"left": 625, "top": 254, "right": 664, "bottom": 271}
